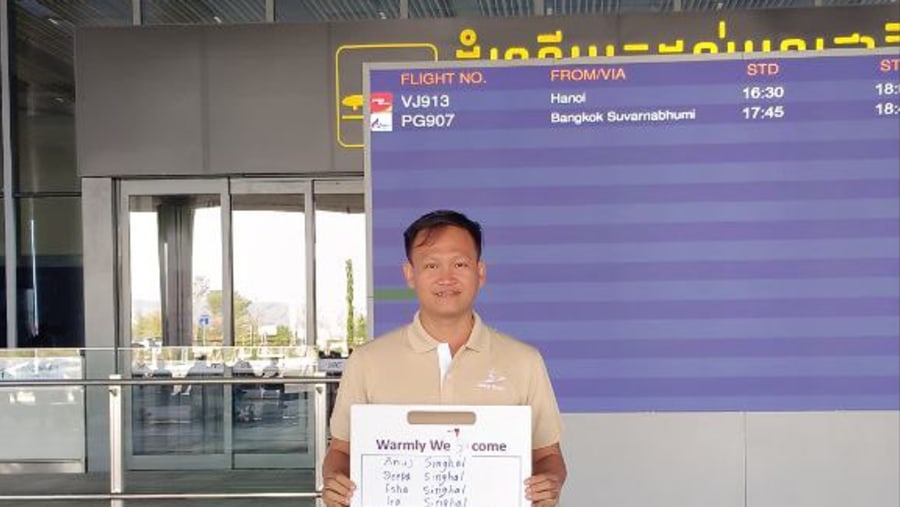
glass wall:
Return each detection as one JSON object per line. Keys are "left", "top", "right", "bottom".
{"left": 142, "top": 0, "right": 266, "bottom": 25}
{"left": 11, "top": 1, "right": 131, "bottom": 349}
{"left": 231, "top": 193, "right": 307, "bottom": 348}
{"left": 410, "top": 0, "right": 534, "bottom": 17}
{"left": 127, "top": 194, "right": 223, "bottom": 348}
{"left": 118, "top": 180, "right": 326, "bottom": 470}
{"left": 677, "top": 0, "right": 814, "bottom": 10}
{"left": 314, "top": 184, "right": 366, "bottom": 355}
{"left": 15, "top": 196, "right": 82, "bottom": 348}
{"left": 14, "top": 1, "right": 131, "bottom": 193}
{"left": 0, "top": 198, "right": 5, "bottom": 349}
{"left": 545, "top": 0, "right": 672, "bottom": 14}
{"left": 276, "top": 0, "right": 400, "bottom": 21}
{"left": 1, "top": 61, "right": 5, "bottom": 347}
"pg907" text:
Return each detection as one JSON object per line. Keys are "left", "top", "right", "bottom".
{"left": 400, "top": 113, "right": 456, "bottom": 128}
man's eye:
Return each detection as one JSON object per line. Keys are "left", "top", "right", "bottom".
{"left": 455, "top": 262, "right": 468, "bottom": 268}
{"left": 424, "top": 263, "right": 437, "bottom": 269}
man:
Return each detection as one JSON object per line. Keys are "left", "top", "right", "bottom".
{"left": 323, "top": 210, "right": 566, "bottom": 507}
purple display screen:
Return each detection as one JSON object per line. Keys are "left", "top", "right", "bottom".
{"left": 366, "top": 53, "right": 900, "bottom": 412}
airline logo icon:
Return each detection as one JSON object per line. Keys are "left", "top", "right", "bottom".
{"left": 370, "top": 92, "right": 393, "bottom": 132}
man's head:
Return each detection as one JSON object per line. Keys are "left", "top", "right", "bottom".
{"left": 402, "top": 210, "right": 486, "bottom": 321}
{"left": 403, "top": 210, "right": 482, "bottom": 262}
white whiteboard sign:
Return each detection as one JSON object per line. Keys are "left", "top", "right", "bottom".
{"left": 351, "top": 404, "right": 531, "bottom": 507}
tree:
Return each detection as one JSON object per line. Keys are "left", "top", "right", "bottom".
{"left": 133, "top": 310, "right": 162, "bottom": 342}
{"left": 206, "top": 290, "right": 255, "bottom": 346}
{"left": 353, "top": 314, "right": 368, "bottom": 346}
{"left": 345, "top": 258, "right": 355, "bottom": 351}
{"left": 269, "top": 325, "right": 295, "bottom": 347}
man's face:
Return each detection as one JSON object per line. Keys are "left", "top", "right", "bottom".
{"left": 403, "top": 225, "right": 486, "bottom": 321}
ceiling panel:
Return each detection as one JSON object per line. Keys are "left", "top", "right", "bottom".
{"left": 277, "top": 0, "right": 400, "bottom": 21}
{"left": 141, "top": 0, "right": 266, "bottom": 25}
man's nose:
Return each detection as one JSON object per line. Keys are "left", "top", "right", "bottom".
{"left": 436, "top": 266, "right": 456, "bottom": 283}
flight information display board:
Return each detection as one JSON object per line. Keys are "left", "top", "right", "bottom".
{"left": 365, "top": 50, "right": 900, "bottom": 413}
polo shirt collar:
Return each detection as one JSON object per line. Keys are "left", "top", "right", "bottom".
{"left": 407, "top": 312, "right": 490, "bottom": 353}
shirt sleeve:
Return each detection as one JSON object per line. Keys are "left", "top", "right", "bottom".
{"left": 329, "top": 349, "right": 368, "bottom": 442}
{"left": 528, "top": 349, "right": 563, "bottom": 449}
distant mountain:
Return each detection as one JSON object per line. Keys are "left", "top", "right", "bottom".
{"left": 248, "top": 301, "right": 290, "bottom": 327}
{"left": 132, "top": 299, "right": 291, "bottom": 328}
{"left": 132, "top": 299, "right": 161, "bottom": 317}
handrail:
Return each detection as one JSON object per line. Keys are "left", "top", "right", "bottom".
{"left": 0, "top": 374, "right": 339, "bottom": 506}
{"left": 0, "top": 377, "right": 341, "bottom": 387}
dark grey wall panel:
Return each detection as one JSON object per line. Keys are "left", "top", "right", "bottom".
{"left": 76, "top": 27, "right": 205, "bottom": 177}
{"left": 76, "top": 24, "right": 333, "bottom": 177}
{"left": 75, "top": 6, "right": 897, "bottom": 178}
{"left": 206, "top": 24, "right": 331, "bottom": 174}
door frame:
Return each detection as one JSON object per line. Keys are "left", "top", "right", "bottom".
{"left": 228, "top": 178, "right": 313, "bottom": 469}
{"left": 118, "top": 178, "right": 232, "bottom": 470}
{"left": 112, "top": 177, "right": 359, "bottom": 470}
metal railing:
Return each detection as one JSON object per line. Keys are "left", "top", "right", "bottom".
{"left": 0, "top": 375, "right": 341, "bottom": 505}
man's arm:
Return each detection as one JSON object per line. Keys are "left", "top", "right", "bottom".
{"left": 322, "top": 438, "right": 355, "bottom": 507}
{"left": 323, "top": 347, "right": 366, "bottom": 506}
{"left": 526, "top": 443, "right": 567, "bottom": 507}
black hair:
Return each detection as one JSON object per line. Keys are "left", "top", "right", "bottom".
{"left": 403, "top": 210, "right": 483, "bottom": 261}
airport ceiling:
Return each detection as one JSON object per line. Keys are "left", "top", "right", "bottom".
{"left": 8, "top": 0, "right": 895, "bottom": 115}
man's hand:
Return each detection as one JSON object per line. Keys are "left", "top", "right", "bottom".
{"left": 526, "top": 443, "right": 567, "bottom": 507}
{"left": 322, "top": 438, "right": 355, "bottom": 507}
{"left": 525, "top": 473, "right": 563, "bottom": 507}
{"left": 322, "top": 472, "right": 355, "bottom": 507}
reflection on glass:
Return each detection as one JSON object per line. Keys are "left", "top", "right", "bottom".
{"left": 543, "top": 0, "right": 669, "bottom": 14}
{"left": 315, "top": 193, "right": 366, "bottom": 354}
{"left": 129, "top": 195, "right": 223, "bottom": 348}
{"left": 130, "top": 346, "right": 224, "bottom": 455}
{"left": 410, "top": 0, "right": 532, "bottom": 18}
{"left": 0, "top": 198, "right": 5, "bottom": 348}
{"left": 680, "top": 0, "right": 813, "bottom": 11}
{"left": 13, "top": 0, "right": 131, "bottom": 193}
{"left": 142, "top": 0, "right": 265, "bottom": 24}
{"left": 1, "top": 75, "right": 3, "bottom": 190}
{"left": 128, "top": 346, "right": 316, "bottom": 457}
{"left": 0, "top": 349, "right": 85, "bottom": 464}
{"left": 0, "top": 348, "right": 83, "bottom": 380}
{"left": 231, "top": 194, "right": 307, "bottom": 348}
{"left": 16, "top": 197, "right": 83, "bottom": 348}
{"left": 230, "top": 345, "right": 316, "bottom": 455}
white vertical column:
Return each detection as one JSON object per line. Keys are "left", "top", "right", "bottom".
{"left": 108, "top": 374, "right": 124, "bottom": 507}
{"left": 131, "top": 0, "right": 141, "bottom": 25}
{"left": 315, "top": 382, "right": 328, "bottom": 507}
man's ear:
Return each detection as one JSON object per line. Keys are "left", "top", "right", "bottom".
{"left": 477, "top": 260, "right": 486, "bottom": 288}
{"left": 403, "top": 261, "right": 415, "bottom": 289}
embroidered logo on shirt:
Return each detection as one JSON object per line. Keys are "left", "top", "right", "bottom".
{"left": 477, "top": 369, "right": 507, "bottom": 391}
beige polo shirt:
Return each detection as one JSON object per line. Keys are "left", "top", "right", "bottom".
{"left": 329, "top": 312, "right": 563, "bottom": 450}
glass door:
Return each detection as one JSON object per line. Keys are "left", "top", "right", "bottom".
{"left": 229, "top": 179, "right": 315, "bottom": 469}
{"left": 118, "top": 178, "right": 321, "bottom": 470}
{"left": 119, "top": 179, "right": 231, "bottom": 470}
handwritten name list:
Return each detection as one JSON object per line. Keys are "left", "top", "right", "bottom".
{"left": 360, "top": 438, "right": 522, "bottom": 507}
